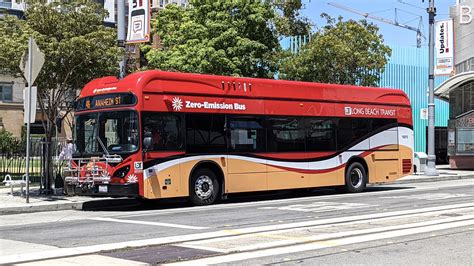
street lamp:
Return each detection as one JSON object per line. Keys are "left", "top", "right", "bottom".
{"left": 425, "top": 0, "right": 438, "bottom": 176}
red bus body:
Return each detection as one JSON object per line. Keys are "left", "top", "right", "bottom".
{"left": 65, "top": 70, "right": 413, "bottom": 201}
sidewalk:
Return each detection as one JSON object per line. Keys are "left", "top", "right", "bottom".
{"left": 1, "top": 165, "right": 473, "bottom": 215}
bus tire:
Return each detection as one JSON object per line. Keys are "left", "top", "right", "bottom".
{"left": 344, "top": 162, "right": 367, "bottom": 193}
{"left": 189, "top": 168, "right": 219, "bottom": 206}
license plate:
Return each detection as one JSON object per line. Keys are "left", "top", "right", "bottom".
{"left": 98, "top": 185, "right": 108, "bottom": 193}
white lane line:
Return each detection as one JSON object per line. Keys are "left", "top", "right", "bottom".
{"left": 168, "top": 218, "right": 474, "bottom": 265}
{"left": 118, "top": 182, "right": 474, "bottom": 219}
{"left": 177, "top": 209, "right": 474, "bottom": 252}
{"left": 88, "top": 217, "right": 208, "bottom": 230}
{"left": 1, "top": 203, "right": 472, "bottom": 265}
{"left": 210, "top": 203, "right": 474, "bottom": 235}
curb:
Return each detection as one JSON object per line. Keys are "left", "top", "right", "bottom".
{"left": 0, "top": 202, "right": 84, "bottom": 215}
{"left": 392, "top": 174, "right": 474, "bottom": 185}
{"left": 0, "top": 198, "right": 137, "bottom": 215}
{"left": 1, "top": 175, "right": 473, "bottom": 215}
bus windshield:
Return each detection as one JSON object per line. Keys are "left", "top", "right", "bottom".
{"left": 75, "top": 111, "right": 139, "bottom": 155}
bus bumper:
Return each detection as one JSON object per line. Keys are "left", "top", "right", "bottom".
{"left": 66, "top": 183, "right": 139, "bottom": 197}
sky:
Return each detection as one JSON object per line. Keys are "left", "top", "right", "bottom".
{"left": 300, "top": 0, "right": 457, "bottom": 48}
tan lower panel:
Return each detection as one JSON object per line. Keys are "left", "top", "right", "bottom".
{"left": 143, "top": 147, "right": 414, "bottom": 199}
{"left": 228, "top": 158, "right": 267, "bottom": 174}
{"left": 267, "top": 171, "right": 305, "bottom": 190}
{"left": 144, "top": 163, "right": 182, "bottom": 199}
{"left": 305, "top": 168, "right": 346, "bottom": 188}
{"left": 227, "top": 173, "right": 267, "bottom": 193}
{"left": 367, "top": 145, "right": 413, "bottom": 183}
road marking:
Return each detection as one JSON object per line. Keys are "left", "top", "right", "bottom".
{"left": 168, "top": 218, "right": 474, "bottom": 265}
{"left": 174, "top": 212, "right": 474, "bottom": 253}
{"left": 379, "top": 193, "right": 471, "bottom": 201}
{"left": 117, "top": 182, "right": 473, "bottom": 219}
{"left": 1, "top": 202, "right": 473, "bottom": 265}
{"left": 88, "top": 217, "right": 208, "bottom": 230}
{"left": 259, "top": 202, "right": 373, "bottom": 213}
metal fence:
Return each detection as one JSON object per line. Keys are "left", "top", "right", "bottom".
{"left": 0, "top": 138, "right": 66, "bottom": 188}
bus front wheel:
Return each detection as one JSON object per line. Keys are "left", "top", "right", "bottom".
{"left": 189, "top": 168, "right": 219, "bottom": 206}
{"left": 344, "top": 162, "right": 367, "bottom": 193}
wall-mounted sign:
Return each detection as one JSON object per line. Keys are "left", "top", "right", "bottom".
{"left": 126, "top": 0, "right": 150, "bottom": 43}
{"left": 435, "top": 19, "right": 454, "bottom": 76}
{"left": 420, "top": 108, "right": 428, "bottom": 120}
{"left": 460, "top": 5, "right": 472, "bottom": 25}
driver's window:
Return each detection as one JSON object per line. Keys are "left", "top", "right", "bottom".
{"left": 142, "top": 112, "right": 183, "bottom": 151}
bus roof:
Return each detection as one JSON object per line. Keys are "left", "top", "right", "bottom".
{"left": 80, "top": 70, "right": 411, "bottom": 107}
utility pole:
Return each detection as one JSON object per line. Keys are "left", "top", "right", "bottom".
{"left": 425, "top": 0, "right": 438, "bottom": 176}
{"left": 117, "top": 0, "right": 126, "bottom": 78}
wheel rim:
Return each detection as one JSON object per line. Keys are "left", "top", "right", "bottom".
{"left": 194, "top": 175, "right": 214, "bottom": 200}
{"left": 350, "top": 168, "right": 363, "bottom": 188}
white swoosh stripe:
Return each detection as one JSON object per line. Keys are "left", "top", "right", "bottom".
{"left": 144, "top": 127, "right": 413, "bottom": 179}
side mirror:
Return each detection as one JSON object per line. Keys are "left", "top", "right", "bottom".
{"left": 143, "top": 132, "right": 153, "bottom": 151}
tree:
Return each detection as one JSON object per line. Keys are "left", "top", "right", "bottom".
{"left": 0, "top": 1, "right": 122, "bottom": 191}
{"left": 273, "top": 0, "right": 312, "bottom": 37}
{"left": 279, "top": 14, "right": 392, "bottom": 87}
{"left": 144, "top": 0, "right": 280, "bottom": 78}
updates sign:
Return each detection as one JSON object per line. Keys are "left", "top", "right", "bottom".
{"left": 435, "top": 19, "right": 454, "bottom": 76}
{"left": 126, "top": 0, "right": 150, "bottom": 43}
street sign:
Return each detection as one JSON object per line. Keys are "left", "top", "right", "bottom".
{"left": 420, "top": 108, "right": 428, "bottom": 120}
{"left": 19, "top": 38, "right": 45, "bottom": 85}
{"left": 23, "top": 86, "right": 37, "bottom": 123}
{"left": 22, "top": 37, "right": 45, "bottom": 204}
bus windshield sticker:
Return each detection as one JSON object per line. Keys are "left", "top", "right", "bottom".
{"left": 134, "top": 161, "right": 143, "bottom": 173}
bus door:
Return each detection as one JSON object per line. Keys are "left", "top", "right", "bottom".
{"left": 227, "top": 116, "right": 268, "bottom": 192}
{"left": 142, "top": 112, "right": 184, "bottom": 198}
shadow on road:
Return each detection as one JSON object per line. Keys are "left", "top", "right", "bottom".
{"left": 82, "top": 185, "right": 414, "bottom": 212}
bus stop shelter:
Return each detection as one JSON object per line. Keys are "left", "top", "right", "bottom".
{"left": 435, "top": 71, "right": 474, "bottom": 169}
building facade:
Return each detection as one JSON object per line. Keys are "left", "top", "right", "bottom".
{"left": 434, "top": 0, "right": 474, "bottom": 169}
{"left": 379, "top": 46, "right": 450, "bottom": 155}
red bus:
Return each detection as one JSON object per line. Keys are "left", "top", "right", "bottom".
{"left": 64, "top": 70, "right": 413, "bottom": 205}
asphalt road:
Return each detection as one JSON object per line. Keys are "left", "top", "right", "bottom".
{"left": 0, "top": 179, "right": 473, "bottom": 265}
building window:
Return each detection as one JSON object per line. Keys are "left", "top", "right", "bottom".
{"left": 0, "top": 0, "right": 12, "bottom": 9}
{"left": 450, "top": 81, "right": 474, "bottom": 118}
{"left": 0, "top": 84, "right": 13, "bottom": 102}
{"left": 457, "top": 128, "right": 474, "bottom": 153}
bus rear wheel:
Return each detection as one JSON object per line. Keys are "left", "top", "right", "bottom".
{"left": 344, "top": 162, "right": 367, "bottom": 193}
{"left": 189, "top": 168, "right": 219, "bottom": 206}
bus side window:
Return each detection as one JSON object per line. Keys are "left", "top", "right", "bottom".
{"left": 305, "top": 118, "right": 336, "bottom": 151}
{"left": 186, "top": 114, "right": 227, "bottom": 153}
{"left": 337, "top": 118, "right": 371, "bottom": 150}
{"left": 267, "top": 117, "right": 305, "bottom": 152}
{"left": 228, "top": 116, "right": 266, "bottom": 152}
{"left": 142, "top": 113, "right": 183, "bottom": 151}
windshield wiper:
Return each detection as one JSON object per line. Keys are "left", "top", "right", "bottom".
{"left": 95, "top": 136, "right": 110, "bottom": 156}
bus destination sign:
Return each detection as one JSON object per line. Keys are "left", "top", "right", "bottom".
{"left": 76, "top": 93, "right": 137, "bottom": 111}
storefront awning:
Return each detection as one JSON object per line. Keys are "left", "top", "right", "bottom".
{"left": 435, "top": 71, "right": 474, "bottom": 101}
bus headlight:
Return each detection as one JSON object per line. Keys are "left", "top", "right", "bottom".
{"left": 113, "top": 166, "right": 130, "bottom": 178}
